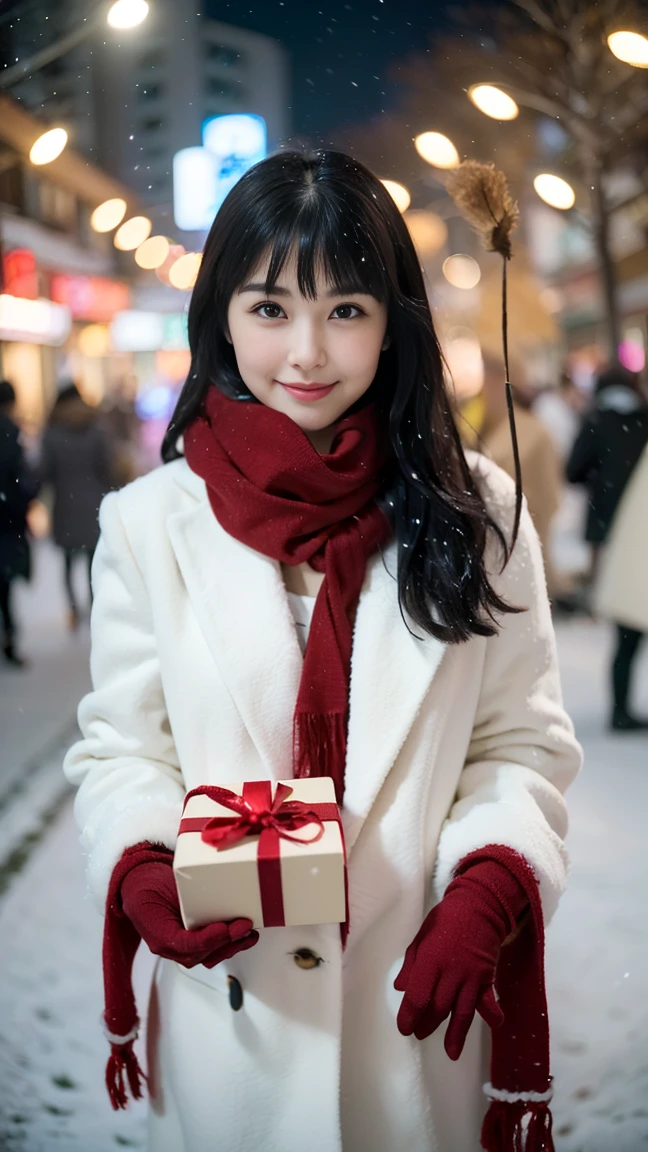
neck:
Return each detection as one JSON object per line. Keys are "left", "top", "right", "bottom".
{"left": 304, "top": 424, "right": 337, "bottom": 454}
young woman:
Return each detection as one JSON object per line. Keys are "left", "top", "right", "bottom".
{"left": 64, "top": 150, "right": 581, "bottom": 1152}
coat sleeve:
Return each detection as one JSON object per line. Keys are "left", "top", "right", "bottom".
{"left": 63, "top": 490, "right": 185, "bottom": 910}
{"left": 565, "top": 414, "right": 598, "bottom": 486}
{"left": 432, "top": 474, "right": 582, "bottom": 922}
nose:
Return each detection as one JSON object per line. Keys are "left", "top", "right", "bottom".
{"left": 286, "top": 319, "right": 327, "bottom": 374}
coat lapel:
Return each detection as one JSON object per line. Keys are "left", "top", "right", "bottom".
{"left": 167, "top": 463, "right": 303, "bottom": 781}
{"left": 343, "top": 545, "right": 447, "bottom": 855}
{"left": 168, "top": 462, "right": 447, "bottom": 844}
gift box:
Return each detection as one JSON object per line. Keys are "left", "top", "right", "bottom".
{"left": 174, "top": 779, "right": 348, "bottom": 930}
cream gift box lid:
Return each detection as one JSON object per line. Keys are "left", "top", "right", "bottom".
{"left": 174, "top": 777, "right": 346, "bottom": 929}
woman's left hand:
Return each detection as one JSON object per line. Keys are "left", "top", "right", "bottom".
{"left": 394, "top": 858, "right": 527, "bottom": 1059}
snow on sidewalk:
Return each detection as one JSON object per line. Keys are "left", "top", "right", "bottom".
{"left": 546, "top": 617, "right": 648, "bottom": 1152}
{"left": 0, "top": 799, "right": 152, "bottom": 1152}
{"left": 0, "top": 616, "right": 647, "bottom": 1151}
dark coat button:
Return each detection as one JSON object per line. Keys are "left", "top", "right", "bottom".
{"left": 228, "top": 975, "right": 243, "bottom": 1010}
{"left": 293, "top": 948, "right": 322, "bottom": 969}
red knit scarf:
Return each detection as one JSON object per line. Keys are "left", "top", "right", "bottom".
{"left": 184, "top": 386, "right": 392, "bottom": 803}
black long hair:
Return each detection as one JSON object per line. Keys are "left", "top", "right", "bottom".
{"left": 162, "top": 148, "right": 519, "bottom": 643}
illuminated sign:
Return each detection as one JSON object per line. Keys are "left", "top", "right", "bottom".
{"left": 173, "top": 113, "right": 267, "bottom": 232}
{"left": 111, "top": 310, "right": 163, "bottom": 352}
{"left": 2, "top": 249, "right": 38, "bottom": 300}
{"left": 111, "top": 310, "right": 189, "bottom": 352}
{"left": 0, "top": 294, "right": 71, "bottom": 345}
{"left": 50, "top": 275, "right": 130, "bottom": 322}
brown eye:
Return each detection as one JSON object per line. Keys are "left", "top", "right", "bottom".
{"left": 331, "top": 304, "right": 362, "bottom": 320}
{"left": 255, "top": 302, "right": 285, "bottom": 319}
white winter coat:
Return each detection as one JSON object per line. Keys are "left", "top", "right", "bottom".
{"left": 64, "top": 453, "right": 581, "bottom": 1152}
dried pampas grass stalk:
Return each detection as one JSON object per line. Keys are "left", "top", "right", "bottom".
{"left": 446, "top": 160, "right": 522, "bottom": 546}
{"left": 445, "top": 160, "right": 519, "bottom": 259}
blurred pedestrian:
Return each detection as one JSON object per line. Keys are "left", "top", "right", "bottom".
{"left": 64, "top": 150, "right": 580, "bottom": 1151}
{"left": 594, "top": 444, "right": 648, "bottom": 730}
{"left": 39, "top": 381, "right": 115, "bottom": 630}
{"left": 479, "top": 352, "right": 563, "bottom": 595}
{"left": 101, "top": 375, "right": 143, "bottom": 485}
{"left": 566, "top": 364, "right": 648, "bottom": 729}
{"left": 0, "top": 380, "right": 37, "bottom": 666}
{"left": 533, "top": 372, "right": 586, "bottom": 463}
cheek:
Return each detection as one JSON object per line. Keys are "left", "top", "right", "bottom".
{"left": 231, "top": 323, "right": 282, "bottom": 377}
{"left": 337, "top": 325, "right": 386, "bottom": 378}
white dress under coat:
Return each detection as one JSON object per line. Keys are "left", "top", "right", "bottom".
{"left": 63, "top": 452, "right": 582, "bottom": 1152}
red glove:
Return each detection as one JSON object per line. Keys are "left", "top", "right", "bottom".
{"left": 120, "top": 859, "right": 259, "bottom": 968}
{"left": 394, "top": 859, "right": 528, "bottom": 1059}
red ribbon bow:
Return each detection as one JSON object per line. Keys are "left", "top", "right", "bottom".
{"left": 180, "top": 781, "right": 344, "bottom": 929}
{"left": 196, "top": 782, "right": 327, "bottom": 850}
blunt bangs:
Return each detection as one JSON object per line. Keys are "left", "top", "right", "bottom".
{"left": 258, "top": 195, "right": 390, "bottom": 303}
{"left": 217, "top": 166, "right": 392, "bottom": 306}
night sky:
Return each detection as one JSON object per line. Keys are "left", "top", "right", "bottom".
{"left": 204, "top": 0, "right": 452, "bottom": 140}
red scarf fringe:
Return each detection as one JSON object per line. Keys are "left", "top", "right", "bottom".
{"left": 106, "top": 1040, "right": 147, "bottom": 1111}
{"left": 481, "top": 1099, "right": 554, "bottom": 1152}
{"left": 293, "top": 710, "right": 348, "bottom": 805}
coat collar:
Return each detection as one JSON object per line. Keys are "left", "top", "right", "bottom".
{"left": 168, "top": 460, "right": 446, "bottom": 855}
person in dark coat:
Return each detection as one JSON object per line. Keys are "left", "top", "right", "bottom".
{"left": 566, "top": 364, "right": 648, "bottom": 729}
{"left": 0, "top": 380, "right": 37, "bottom": 666}
{"left": 40, "top": 382, "right": 116, "bottom": 629}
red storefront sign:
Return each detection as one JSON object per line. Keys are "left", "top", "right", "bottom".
{"left": 2, "top": 249, "right": 39, "bottom": 299}
{"left": 50, "top": 275, "right": 130, "bottom": 322}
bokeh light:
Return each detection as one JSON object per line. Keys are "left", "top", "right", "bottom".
{"left": 114, "top": 216, "right": 152, "bottom": 251}
{"left": 135, "top": 236, "right": 171, "bottom": 270}
{"left": 77, "top": 324, "right": 111, "bottom": 358}
{"left": 442, "top": 254, "right": 481, "bottom": 290}
{"left": 90, "top": 198, "right": 127, "bottom": 233}
{"left": 107, "top": 0, "right": 149, "bottom": 29}
{"left": 29, "top": 128, "right": 68, "bottom": 165}
{"left": 533, "top": 174, "right": 576, "bottom": 210}
{"left": 414, "top": 132, "right": 459, "bottom": 169}
{"left": 468, "top": 85, "right": 519, "bottom": 120}
{"left": 380, "top": 180, "right": 411, "bottom": 213}
{"left": 168, "top": 252, "right": 202, "bottom": 290}
{"left": 607, "top": 30, "right": 648, "bottom": 67}
{"left": 618, "top": 339, "right": 646, "bottom": 373}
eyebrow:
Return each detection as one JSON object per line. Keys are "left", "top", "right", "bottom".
{"left": 238, "top": 282, "right": 369, "bottom": 298}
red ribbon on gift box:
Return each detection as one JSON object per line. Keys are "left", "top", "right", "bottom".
{"left": 179, "top": 781, "right": 346, "bottom": 929}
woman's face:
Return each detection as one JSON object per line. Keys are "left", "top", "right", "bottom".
{"left": 226, "top": 253, "right": 388, "bottom": 448}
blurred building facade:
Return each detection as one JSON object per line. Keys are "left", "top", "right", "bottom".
{"left": 2, "top": 0, "right": 290, "bottom": 242}
{"left": 0, "top": 1, "right": 290, "bottom": 445}
{"left": 0, "top": 93, "right": 142, "bottom": 427}
{"left": 526, "top": 177, "right": 648, "bottom": 391}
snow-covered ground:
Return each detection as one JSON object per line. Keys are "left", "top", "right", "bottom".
{"left": 1, "top": 543, "right": 647, "bottom": 1151}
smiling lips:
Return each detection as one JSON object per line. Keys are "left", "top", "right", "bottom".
{"left": 278, "top": 382, "right": 337, "bottom": 402}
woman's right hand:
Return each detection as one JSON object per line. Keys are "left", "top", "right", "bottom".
{"left": 120, "top": 860, "right": 259, "bottom": 968}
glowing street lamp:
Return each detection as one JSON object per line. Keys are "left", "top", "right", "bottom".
{"left": 468, "top": 85, "right": 519, "bottom": 121}
{"left": 607, "top": 30, "right": 648, "bottom": 67}
{"left": 381, "top": 180, "right": 411, "bottom": 213}
{"left": 533, "top": 173, "right": 575, "bottom": 210}
{"left": 107, "top": 0, "right": 150, "bottom": 30}
{"left": 90, "top": 198, "right": 127, "bottom": 232}
{"left": 414, "top": 132, "right": 459, "bottom": 169}
{"left": 29, "top": 127, "right": 68, "bottom": 165}
{"left": 0, "top": 0, "right": 150, "bottom": 91}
